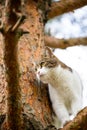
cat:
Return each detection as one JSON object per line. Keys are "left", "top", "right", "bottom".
{"left": 36, "top": 47, "right": 83, "bottom": 129}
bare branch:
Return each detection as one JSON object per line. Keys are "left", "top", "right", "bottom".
{"left": 48, "top": 0, "right": 87, "bottom": 19}
{"left": 46, "top": 107, "right": 87, "bottom": 130}
{"left": 45, "top": 35, "right": 87, "bottom": 49}
{"left": 61, "top": 107, "right": 87, "bottom": 130}
{"left": 11, "top": 14, "right": 26, "bottom": 32}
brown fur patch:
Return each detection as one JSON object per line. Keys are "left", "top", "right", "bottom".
{"left": 58, "top": 60, "right": 72, "bottom": 72}
{"left": 39, "top": 47, "right": 72, "bottom": 72}
{"left": 39, "top": 56, "right": 72, "bottom": 72}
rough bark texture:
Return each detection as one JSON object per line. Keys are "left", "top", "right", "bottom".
{"left": 1, "top": 0, "right": 24, "bottom": 130}
{"left": 48, "top": 0, "right": 87, "bottom": 19}
{"left": 45, "top": 36, "right": 87, "bottom": 49}
{"left": 2, "top": 32, "right": 23, "bottom": 130}
{"left": 0, "top": 0, "right": 54, "bottom": 129}
{"left": 17, "top": 0, "right": 53, "bottom": 129}
{"left": 61, "top": 107, "right": 87, "bottom": 130}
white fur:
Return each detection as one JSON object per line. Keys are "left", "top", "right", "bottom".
{"left": 37, "top": 65, "right": 83, "bottom": 129}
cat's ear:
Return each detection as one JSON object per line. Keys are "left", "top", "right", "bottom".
{"left": 45, "top": 46, "right": 56, "bottom": 58}
{"left": 45, "top": 47, "right": 53, "bottom": 58}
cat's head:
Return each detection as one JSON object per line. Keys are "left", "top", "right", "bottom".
{"left": 35, "top": 47, "right": 58, "bottom": 84}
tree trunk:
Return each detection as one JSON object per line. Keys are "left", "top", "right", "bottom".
{"left": 0, "top": 0, "right": 53, "bottom": 129}
{"left": 17, "top": 0, "right": 53, "bottom": 129}
{"left": 1, "top": 0, "right": 24, "bottom": 129}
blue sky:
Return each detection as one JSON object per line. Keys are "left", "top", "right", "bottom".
{"left": 45, "top": 6, "right": 87, "bottom": 38}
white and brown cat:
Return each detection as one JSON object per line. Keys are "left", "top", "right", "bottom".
{"left": 36, "top": 47, "right": 83, "bottom": 129}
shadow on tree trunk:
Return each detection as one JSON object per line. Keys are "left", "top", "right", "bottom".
{"left": 0, "top": 113, "right": 56, "bottom": 130}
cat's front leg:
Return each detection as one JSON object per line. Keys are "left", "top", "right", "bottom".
{"left": 52, "top": 102, "right": 70, "bottom": 128}
{"left": 71, "top": 99, "right": 82, "bottom": 117}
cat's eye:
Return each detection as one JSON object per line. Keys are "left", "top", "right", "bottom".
{"left": 35, "top": 65, "right": 39, "bottom": 71}
{"left": 40, "top": 62, "right": 45, "bottom": 67}
{"left": 35, "top": 67, "right": 37, "bottom": 71}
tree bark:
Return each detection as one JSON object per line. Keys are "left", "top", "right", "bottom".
{"left": 48, "top": 0, "right": 87, "bottom": 19}
{"left": 1, "top": 0, "right": 24, "bottom": 129}
{"left": 45, "top": 36, "right": 87, "bottom": 49}
{"left": 61, "top": 107, "right": 87, "bottom": 130}
{"left": 16, "top": 0, "right": 53, "bottom": 129}
{"left": 0, "top": 0, "right": 53, "bottom": 129}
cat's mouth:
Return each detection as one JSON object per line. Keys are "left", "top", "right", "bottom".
{"left": 37, "top": 71, "right": 45, "bottom": 78}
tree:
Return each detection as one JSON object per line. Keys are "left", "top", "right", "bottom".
{"left": 0, "top": 0, "right": 87, "bottom": 130}
{"left": 0, "top": 0, "right": 53, "bottom": 130}
{"left": 0, "top": 0, "right": 25, "bottom": 129}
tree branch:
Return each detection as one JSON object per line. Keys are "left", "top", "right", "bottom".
{"left": 10, "top": 8, "right": 26, "bottom": 32}
{"left": 48, "top": 0, "right": 87, "bottom": 19}
{"left": 45, "top": 35, "right": 87, "bottom": 49}
{"left": 61, "top": 107, "right": 87, "bottom": 130}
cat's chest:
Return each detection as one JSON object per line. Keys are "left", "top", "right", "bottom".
{"left": 49, "top": 67, "right": 72, "bottom": 87}
{"left": 48, "top": 85, "right": 73, "bottom": 113}
{"left": 48, "top": 83, "right": 71, "bottom": 101}
{"left": 48, "top": 69, "right": 74, "bottom": 102}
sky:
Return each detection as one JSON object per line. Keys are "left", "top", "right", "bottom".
{"left": 45, "top": 5, "right": 87, "bottom": 108}
{"left": 45, "top": 6, "right": 87, "bottom": 38}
